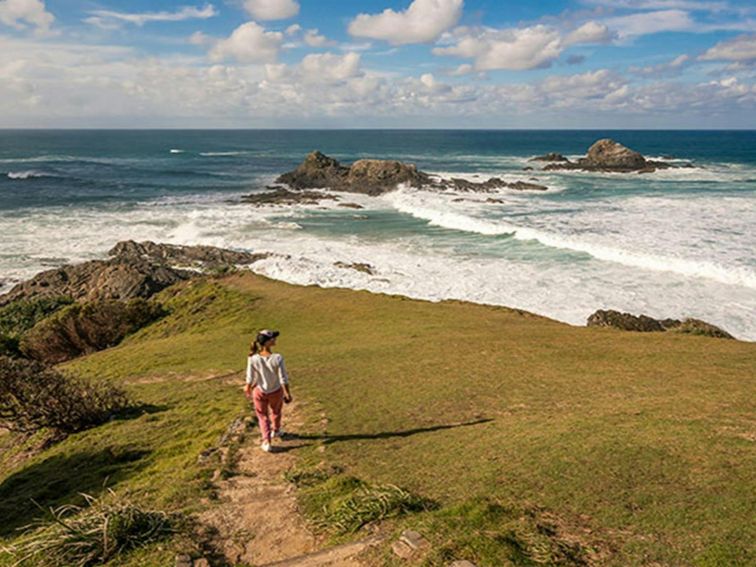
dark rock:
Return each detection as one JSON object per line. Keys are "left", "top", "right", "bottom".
{"left": 542, "top": 139, "right": 675, "bottom": 173}
{"left": 20, "top": 298, "right": 166, "bottom": 363}
{"left": 530, "top": 152, "right": 568, "bottom": 162}
{"left": 338, "top": 202, "right": 364, "bottom": 209}
{"left": 587, "top": 309, "right": 733, "bottom": 339}
{"left": 276, "top": 151, "right": 429, "bottom": 196}
{"left": 334, "top": 261, "right": 375, "bottom": 275}
{"left": 278, "top": 151, "right": 549, "bottom": 195}
{"left": 665, "top": 318, "right": 735, "bottom": 339}
{"left": 241, "top": 187, "right": 338, "bottom": 206}
{"left": 0, "top": 242, "right": 266, "bottom": 307}
{"left": 587, "top": 309, "right": 665, "bottom": 332}
{"left": 522, "top": 166, "right": 534, "bottom": 171}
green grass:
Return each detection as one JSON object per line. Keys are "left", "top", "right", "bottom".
{"left": 1, "top": 273, "right": 754, "bottom": 566}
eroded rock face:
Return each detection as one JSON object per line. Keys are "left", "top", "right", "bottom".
{"left": 0, "top": 241, "right": 266, "bottom": 307}
{"left": 241, "top": 186, "right": 339, "bottom": 206}
{"left": 276, "top": 151, "right": 549, "bottom": 195}
{"left": 542, "top": 139, "right": 676, "bottom": 173}
{"left": 587, "top": 309, "right": 733, "bottom": 339}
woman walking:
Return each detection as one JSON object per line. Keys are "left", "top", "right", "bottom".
{"left": 245, "top": 329, "right": 293, "bottom": 452}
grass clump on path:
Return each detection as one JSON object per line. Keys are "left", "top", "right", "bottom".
{"left": 4, "top": 490, "right": 178, "bottom": 567}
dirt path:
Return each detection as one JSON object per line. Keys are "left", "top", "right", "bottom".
{"left": 199, "top": 403, "right": 381, "bottom": 567}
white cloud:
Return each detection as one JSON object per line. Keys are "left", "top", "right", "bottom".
{"left": 300, "top": 52, "right": 363, "bottom": 82}
{"left": 303, "top": 28, "right": 334, "bottom": 47}
{"left": 564, "top": 21, "right": 614, "bottom": 45}
{"left": 85, "top": 4, "right": 217, "bottom": 27}
{"left": 433, "top": 25, "right": 564, "bottom": 71}
{"left": 630, "top": 53, "right": 690, "bottom": 76}
{"left": 243, "top": 0, "right": 299, "bottom": 21}
{"left": 285, "top": 23, "right": 301, "bottom": 36}
{"left": 210, "top": 21, "right": 283, "bottom": 63}
{"left": 604, "top": 9, "right": 695, "bottom": 38}
{"left": 348, "top": 0, "right": 463, "bottom": 45}
{"left": 0, "top": 0, "right": 54, "bottom": 34}
{"left": 700, "top": 34, "right": 756, "bottom": 62}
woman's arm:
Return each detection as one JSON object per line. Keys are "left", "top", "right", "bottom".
{"left": 278, "top": 356, "right": 292, "bottom": 403}
{"left": 244, "top": 357, "right": 256, "bottom": 398}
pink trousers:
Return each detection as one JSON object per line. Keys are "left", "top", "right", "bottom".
{"left": 252, "top": 387, "right": 284, "bottom": 442}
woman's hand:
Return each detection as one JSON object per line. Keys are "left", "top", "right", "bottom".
{"left": 283, "top": 386, "right": 293, "bottom": 404}
{"left": 244, "top": 383, "right": 253, "bottom": 399}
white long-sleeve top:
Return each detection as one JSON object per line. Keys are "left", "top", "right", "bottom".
{"left": 246, "top": 353, "right": 289, "bottom": 394}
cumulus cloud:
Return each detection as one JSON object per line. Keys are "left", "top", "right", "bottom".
{"left": 434, "top": 21, "right": 612, "bottom": 71}
{"left": 300, "top": 52, "right": 362, "bottom": 81}
{"left": 700, "top": 34, "right": 756, "bottom": 62}
{"left": 0, "top": 0, "right": 54, "bottom": 34}
{"left": 564, "top": 21, "right": 614, "bottom": 45}
{"left": 243, "top": 0, "right": 299, "bottom": 21}
{"left": 348, "top": 0, "right": 463, "bottom": 45}
{"left": 630, "top": 53, "right": 690, "bottom": 76}
{"left": 85, "top": 4, "right": 217, "bottom": 27}
{"left": 303, "top": 29, "right": 334, "bottom": 47}
{"left": 210, "top": 21, "right": 283, "bottom": 63}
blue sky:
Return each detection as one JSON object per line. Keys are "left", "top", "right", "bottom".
{"left": 0, "top": 0, "right": 754, "bottom": 128}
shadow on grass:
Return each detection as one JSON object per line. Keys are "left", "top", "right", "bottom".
{"left": 288, "top": 418, "right": 493, "bottom": 446}
{"left": 113, "top": 403, "right": 169, "bottom": 422}
{"left": 0, "top": 446, "right": 149, "bottom": 536}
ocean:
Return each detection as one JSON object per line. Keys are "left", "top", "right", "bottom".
{"left": 1, "top": 130, "right": 754, "bottom": 339}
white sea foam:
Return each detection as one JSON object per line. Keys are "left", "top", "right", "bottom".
{"left": 169, "top": 149, "right": 184, "bottom": 154}
{"left": 386, "top": 189, "right": 756, "bottom": 289}
{"left": 7, "top": 170, "right": 48, "bottom": 180}
{"left": 1, "top": 176, "right": 754, "bottom": 341}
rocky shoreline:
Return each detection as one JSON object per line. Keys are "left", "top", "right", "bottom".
{"left": 0, "top": 240, "right": 737, "bottom": 365}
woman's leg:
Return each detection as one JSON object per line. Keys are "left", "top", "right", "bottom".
{"left": 269, "top": 388, "right": 285, "bottom": 435}
{"left": 252, "top": 388, "right": 272, "bottom": 442}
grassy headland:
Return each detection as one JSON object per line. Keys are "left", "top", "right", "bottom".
{"left": 1, "top": 273, "right": 754, "bottom": 566}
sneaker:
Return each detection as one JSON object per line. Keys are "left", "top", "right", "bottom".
{"left": 261, "top": 441, "right": 272, "bottom": 452}
{"left": 272, "top": 429, "right": 286, "bottom": 439}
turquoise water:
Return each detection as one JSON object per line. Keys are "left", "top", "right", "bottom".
{"left": 1, "top": 130, "right": 754, "bottom": 338}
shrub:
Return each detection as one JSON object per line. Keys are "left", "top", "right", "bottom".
{"left": 0, "top": 296, "right": 73, "bottom": 358}
{"left": 0, "top": 356, "right": 131, "bottom": 434}
{"left": 4, "top": 490, "right": 178, "bottom": 567}
{"left": 20, "top": 299, "right": 166, "bottom": 363}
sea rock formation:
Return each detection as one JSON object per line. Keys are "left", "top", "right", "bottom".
{"left": 587, "top": 309, "right": 733, "bottom": 339}
{"left": 276, "top": 151, "right": 429, "bottom": 196}
{"left": 541, "top": 139, "right": 677, "bottom": 173}
{"left": 275, "top": 151, "right": 550, "bottom": 196}
{"left": 0, "top": 241, "right": 266, "bottom": 307}
{"left": 241, "top": 186, "right": 339, "bottom": 206}
{"left": 529, "top": 153, "right": 568, "bottom": 162}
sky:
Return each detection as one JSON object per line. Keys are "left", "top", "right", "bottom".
{"left": 0, "top": 0, "right": 755, "bottom": 128}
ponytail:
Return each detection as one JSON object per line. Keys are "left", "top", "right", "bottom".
{"left": 249, "top": 340, "right": 259, "bottom": 356}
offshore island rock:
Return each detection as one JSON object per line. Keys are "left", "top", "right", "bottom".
{"left": 542, "top": 139, "right": 675, "bottom": 173}
{"left": 277, "top": 151, "right": 550, "bottom": 195}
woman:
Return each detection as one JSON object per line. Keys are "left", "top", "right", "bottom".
{"left": 245, "top": 329, "right": 293, "bottom": 452}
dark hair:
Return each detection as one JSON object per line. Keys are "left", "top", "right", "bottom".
{"left": 249, "top": 339, "right": 260, "bottom": 356}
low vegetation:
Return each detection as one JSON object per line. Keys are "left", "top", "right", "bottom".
{"left": 20, "top": 299, "right": 166, "bottom": 363}
{"left": 0, "top": 357, "right": 130, "bottom": 434}
{"left": 0, "top": 296, "right": 73, "bottom": 357}
{"left": 4, "top": 490, "right": 177, "bottom": 567}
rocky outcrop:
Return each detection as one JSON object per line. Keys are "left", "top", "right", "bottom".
{"left": 0, "top": 241, "right": 267, "bottom": 307}
{"left": 241, "top": 186, "right": 339, "bottom": 206}
{"left": 529, "top": 153, "right": 568, "bottom": 162}
{"left": 541, "top": 139, "right": 678, "bottom": 173}
{"left": 20, "top": 299, "right": 166, "bottom": 363}
{"left": 276, "top": 151, "right": 550, "bottom": 195}
{"left": 276, "top": 151, "right": 429, "bottom": 196}
{"left": 587, "top": 309, "right": 734, "bottom": 339}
